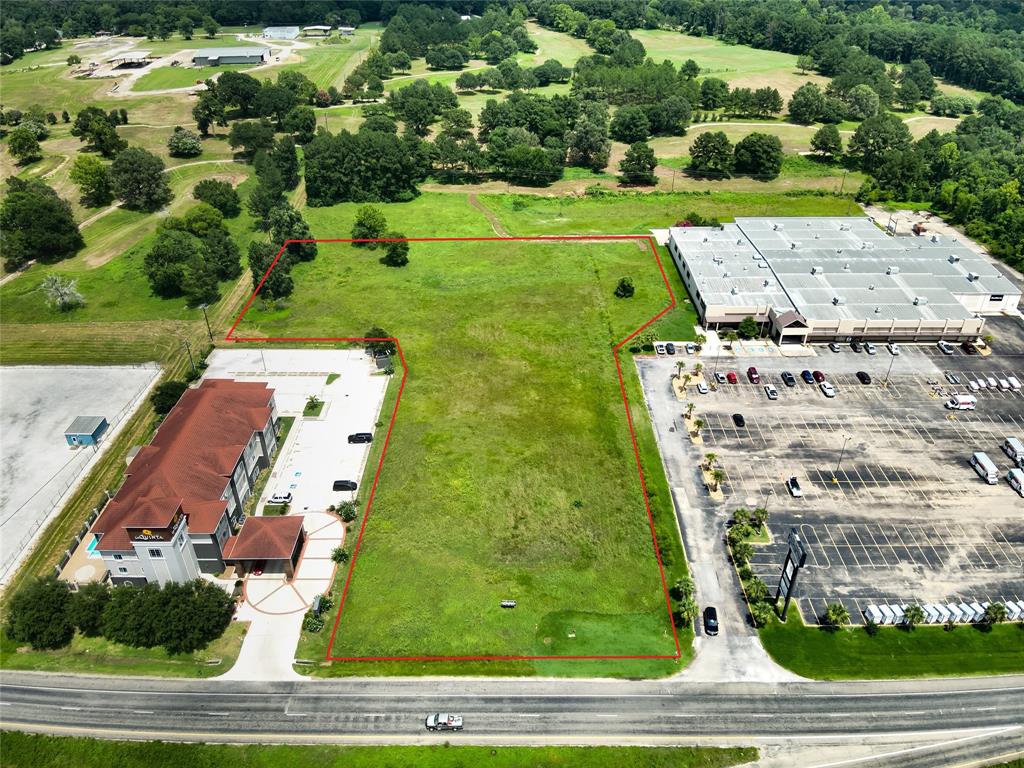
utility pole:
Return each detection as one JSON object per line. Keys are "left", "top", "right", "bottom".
{"left": 198, "top": 303, "right": 213, "bottom": 342}
{"left": 883, "top": 350, "right": 896, "bottom": 387}
{"left": 832, "top": 434, "right": 852, "bottom": 484}
{"left": 182, "top": 338, "right": 196, "bottom": 375}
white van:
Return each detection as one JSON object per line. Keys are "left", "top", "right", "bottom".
{"left": 1008, "top": 467, "right": 1024, "bottom": 497}
{"left": 1007, "top": 375, "right": 1021, "bottom": 392}
{"left": 1002, "top": 437, "right": 1024, "bottom": 463}
{"left": 970, "top": 451, "right": 999, "bottom": 484}
{"left": 945, "top": 394, "right": 977, "bottom": 411}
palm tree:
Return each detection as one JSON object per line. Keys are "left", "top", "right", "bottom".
{"left": 903, "top": 604, "right": 926, "bottom": 629}
{"left": 732, "top": 507, "right": 750, "bottom": 526}
{"left": 731, "top": 540, "right": 752, "bottom": 564}
{"left": 984, "top": 602, "right": 1008, "bottom": 625}
{"left": 704, "top": 452, "right": 717, "bottom": 470}
{"left": 685, "top": 402, "right": 696, "bottom": 419}
{"left": 711, "top": 468, "right": 726, "bottom": 491}
{"left": 693, "top": 362, "right": 703, "bottom": 376}
{"left": 675, "top": 360, "right": 686, "bottom": 379}
{"left": 694, "top": 333, "right": 707, "bottom": 351}
{"left": 692, "top": 418, "right": 704, "bottom": 437}
{"left": 745, "top": 578, "right": 769, "bottom": 602}
{"left": 824, "top": 603, "right": 850, "bottom": 629}
{"left": 752, "top": 506, "right": 769, "bottom": 530}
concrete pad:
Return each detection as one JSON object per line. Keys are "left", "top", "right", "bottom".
{"left": 292, "top": 577, "right": 330, "bottom": 603}
{"left": 215, "top": 613, "right": 303, "bottom": 681}
{"left": 303, "top": 536, "right": 340, "bottom": 559}
{"left": 295, "top": 557, "right": 336, "bottom": 581}
{"left": 0, "top": 364, "right": 161, "bottom": 583}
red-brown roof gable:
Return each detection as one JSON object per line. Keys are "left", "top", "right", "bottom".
{"left": 93, "top": 379, "right": 274, "bottom": 551}
{"left": 222, "top": 515, "right": 304, "bottom": 561}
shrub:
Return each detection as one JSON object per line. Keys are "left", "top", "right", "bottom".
{"left": 331, "top": 546, "right": 350, "bottom": 564}
{"left": 302, "top": 610, "right": 325, "bottom": 632}
{"left": 614, "top": 276, "right": 635, "bottom": 298}
{"left": 167, "top": 128, "right": 203, "bottom": 158}
{"left": 5, "top": 578, "right": 74, "bottom": 649}
{"left": 151, "top": 380, "right": 189, "bottom": 414}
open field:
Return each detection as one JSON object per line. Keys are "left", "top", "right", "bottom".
{"left": 761, "top": 611, "right": 1024, "bottom": 679}
{"left": 259, "top": 28, "right": 379, "bottom": 89}
{"left": 134, "top": 63, "right": 255, "bottom": 91}
{"left": 0, "top": 622, "right": 247, "bottom": 678}
{"left": 1, "top": 734, "right": 757, "bottom": 768}
{"left": 238, "top": 237, "right": 685, "bottom": 676}
{"left": 629, "top": 29, "right": 830, "bottom": 101}
{"left": 519, "top": 20, "right": 596, "bottom": 68}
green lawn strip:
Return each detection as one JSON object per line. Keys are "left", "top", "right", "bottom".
{"left": 302, "top": 191, "right": 496, "bottom": 239}
{"left": 1, "top": 734, "right": 757, "bottom": 768}
{"left": 761, "top": 610, "right": 1024, "bottom": 680}
{"left": 0, "top": 622, "right": 246, "bottom": 678}
{"left": 240, "top": 239, "right": 680, "bottom": 675}
{"left": 303, "top": 400, "right": 325, "bottom": 417}
{"left": 133, "top": 63, "right": 255, "bottom": 91}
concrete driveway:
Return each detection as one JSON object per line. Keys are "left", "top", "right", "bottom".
{"left": 220, "top": 512, "right": 343, "bottom": 681}
{"left": 636, "top": 356, "right": 803, "bottom": 683}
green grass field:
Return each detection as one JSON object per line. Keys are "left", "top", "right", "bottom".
{"left": 260, "top": 28, "right": 379, "bottom": 89}
{"left": 240, "top": 237, "right": 686, "bottom": 676}
{"left": 761, "top": 611, "right": 1024, "bottom": 679}
{"left": 0, "top": 622, "right": 246, "bottom": 678}
{"left": 1, "top": 734, "right": 757, "bottom": 768}
{"left": 133, "top": 63, "right": 255, "bottom": 91}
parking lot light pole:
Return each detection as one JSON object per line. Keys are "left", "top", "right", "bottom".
{"left": 182, "top": 338, "right": 197, "bottom": 375}
{"left": 883, "top": 350, "right": 896, "bottom": 387}
{"left": 198, "top": 303, "right": 213, "bottom": 342}
{"left": 832, "top": 435, "right": 852, "bottom": 484}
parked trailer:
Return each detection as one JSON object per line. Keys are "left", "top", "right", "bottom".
{"left": 889, "top": 604, "right": 906, "bottom": 625}
{"left": 945, "top": 603, "right": 964, "bottom": 623}
{"left": 923, "top": 604, "right": 940, "bottom": 624}
{"left": 959, "top": 602, "right": 979, "bottom": 622}
{"left": 1003, "top": 437, "right": 1024, "bottom": 463}
{"left": 865, "top": 605, "right": 884, "bottom": 625}
{"left": 934, "top": 604, "right": 952, "bottom": 624}
{"left": 1011, "top": 601, "right": 1024, "bottom": 620}
{"left": 971, "top": 601, "right": 987, "bottom": 620}
{"left": 1006, "top": 601, "right": 1023, "bottom": 621}
{"left": 970, "top": 451, "right": 999, "bottom": 484}
{"left": 879, "top": 605, "right": 896, "bottom": 625}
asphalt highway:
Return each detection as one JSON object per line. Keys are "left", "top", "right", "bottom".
{"left": 2, "top": 672, "right": 1022, "bottom": 750}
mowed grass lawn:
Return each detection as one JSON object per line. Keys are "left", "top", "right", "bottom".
{"left": 1, "top": 734, "right": 757, "bottom": 768}
{"left": 133, "top": 63, "right": 255, "bottom": 91}
{"left": 240, "top": 239, "right": 683, "bottom": 672}
{"left": 762, "top": 612, "right": 1024, "bottom": 679}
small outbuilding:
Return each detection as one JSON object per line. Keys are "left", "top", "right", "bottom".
{"left": 338, "top": 26, "right": 356, "bottom": 35}
{"left": 64, "top": 416, "right": 109, "bottom": 447}
{"left": 192, "top": 47, "right": 269, "bottom": 66}
{"left": 222, "top": 515, "right": 305, "bottom": 578}
{"left": 262, "top": 26, "right": 300, "bottom": 40}
{"left": 302, "top": 25, "right": 332, "bottom": 37}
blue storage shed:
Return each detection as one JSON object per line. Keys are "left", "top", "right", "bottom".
{"left": 64, "top": 416, "right": 108, "bottom": 447}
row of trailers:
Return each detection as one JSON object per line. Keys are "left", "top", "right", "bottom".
{"left": 864, "top": 600, "right": 1024, "bottom": 626}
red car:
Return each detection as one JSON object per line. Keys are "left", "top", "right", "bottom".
{"left": 747, "top": 366, "right": 760, "bottom": 383}
{"left": 726, "top": 371, "right": 738, "bottom": 384}
{"left": 812, "top": 370, "right": 826, "bottom": 383}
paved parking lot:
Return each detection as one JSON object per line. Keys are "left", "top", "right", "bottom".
{"left": 203, "top": 348, "right": 389, "bottom": 514}
{"left": 650, "top": 321, "right": 1024, "bottom": 624}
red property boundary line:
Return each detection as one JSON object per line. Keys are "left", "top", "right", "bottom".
{"left": 226, "top": 235, "right": 682, "bottom": 662}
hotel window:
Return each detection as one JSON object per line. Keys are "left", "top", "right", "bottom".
{"left": 118, "top": 567, "right": 128, "bottom": 574}
{"left": 148, "top": 549, "right": 163, "bottom": 558}
{"left": 113, "top": 554, "right": 123, "bottom": 561}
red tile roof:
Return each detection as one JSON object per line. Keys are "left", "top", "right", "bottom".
{"left": 222, "top": 515, "right": 304, "bottom": 561}
{"left": 93, "top": 379, "right": 274, "bottom": 551}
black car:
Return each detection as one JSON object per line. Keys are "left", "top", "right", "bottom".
{"left": 732, "top": 413, "right": 745, "bottom": 427}
{"left": 665, "top": 342, "right": 676, "bottom": 355}
{"left": 780, "top": 371, "right": 796, "bottom": 387}
{"left": 332, "top": 480, "right": 357, "bottom": 492}
{"left": 850, "top": 341, "right": 863, "bottom": 353}
{"left": 703, "top": 606, "right": 719, "bottom": 636}
{"left": 856, "top": 371, "right": 872, "bottom": 385}
{"left": 800, "top": 369, "right": 815, "bottom": 384}
{"left": 347, "top": 432, "right": 373, "bottom": 444}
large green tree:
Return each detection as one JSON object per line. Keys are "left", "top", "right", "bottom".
{"left": 351, "top": 205, "right": 388, "bottom": 247}
{"left": 6, "top": 125, "right": 41, "bottom": 163}
{"left": 618, "top": 141, "right": 657, "bottom": 185}
{"left": 810, "top": 124, "right": 842, "bottom": 159}
{"left": 0, "top": 178, "right": 84, "bottom": 271}
{"left": 69, "top": 154, "right": 113, "bottom": 206}
{"left": 193, "top": 179, "right": 240, "bottom": 217}
{"left": 4, "top": 578, "right": 74, "bottom": 650}
{"left": 847, "top": 113, "right": 912, "bottom": 173}
{"left": 110, "top": 146, "right": 172, "bottom": 211}
{"left": 247, "top": 241, "right": 294, "bottom": 299}
{"left": 733, "top": 133, "right": 784, "bottom": 178}
{"left": 609, "top": 105, "right": 650, "bottom": 143}
{"left": 788, "top": 82, "right": 825, "bottom": 125}
{"left": 688, "top": 131, "right": 734, "bottom": 176}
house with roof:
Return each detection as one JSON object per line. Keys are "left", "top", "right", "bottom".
{"left": 89, "top": 379, "right": 280, "bottom": 585}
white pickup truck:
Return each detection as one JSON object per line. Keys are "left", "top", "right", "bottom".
{"left": 426, "top": 713, "right": 463, "bottom": 731}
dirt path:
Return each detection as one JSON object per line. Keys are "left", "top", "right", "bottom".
{"left": 467, "top": 193, "right": 509, "bottom": 236}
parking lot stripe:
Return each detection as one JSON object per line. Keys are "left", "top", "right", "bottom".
{"left": 801, "top": 524, "right": 829, "bottom": 568}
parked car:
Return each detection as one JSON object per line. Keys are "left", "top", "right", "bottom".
{"left": 937, "top": 340, "right": 955, "bottom": 355}
{"left": 726, "top": 371, "right": 738, "bottom": 384}
{"left": 864, "top": 342, "right": 877, "bottom": 355}
{"left": 962, "top": 341, "right": 979, "bottom": 355}
{"left": 747, "top": 366, "right": 760, "bottom": 383}
{"left": 812, "top": 370, "right": 826, "bottom": 383}
{"left": 781, "top": 371, "right": 797, "bottom": 387}
{"left": 696, "top": 381, "right": 709, "bottom": 394}
{"left": 714, "top": 372, "right": 727, "bottom": 384}
{"left": 850, "top": 341, "right": 863, "bottom": 353}
{"left": 819, "top": 381, "right": 836, "bottom": 397}
{"left": 268, "top": 492, "right": 293, "bottom": 505}
{"left": 801, "top": 370, "right": 815, "bottom": 384}
{"left": 1008, "top": 376, "right": 1022, "bottom": 391}
{"left": 347, "top": 432, "right": 373, "bottom": 444}
{"left": 886, "top": 342, "right": 901, "bottom": 356}
{"left": 251, "top": 561, "right": 266, "bottom": 576}
{"left": 856, "top": 371, "right": 872, "bottom": 385}
{"left": 786, "top": 476, "right": 802, "bottom": 497}
{"left": 764, "top": 384, "right": 778, "bottom": 400}
{"left": 655, "top": 342, "right": 666, "bottom": 355}
{"left": 968, "top": 380, "right": 980, "bottom": 392}
{"left": 732, "top": 413, "right": 746, "bottom": 427}
{"left": 333, "top": 480, "right": 358, "bottom": 492}
{"left": 944, "top": 372, "right": 961, "bottom": 385}
{"left": 986, "top": 375, "right": 998, "bottom": 389}
{"left": 828, "top": 342, "right": 841, "bottom": 353}
{"left": 998, "top": 377, "right": 1010, "bottom": 391}
{"left": 425, "top": 714, "right": 463, "bottom": 731}
{"left": 702, "top": 606, "right": 719, "bottom": 636}
{"left": 666, "top": 342, "right": 676, "bottom": 355}
{"left": 975, "top": 377, "right": 988, "bottom": 389}
{"left": 684, "top": 342, "right": 696, "bottom": 354}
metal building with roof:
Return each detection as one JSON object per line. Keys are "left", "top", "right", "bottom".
{"left": 261, "top": 26, "right": 300, "bottom": 40}
{"left": 64, "top": 416, "right": 108, "bottom": 447}
{"left": 667, "top": 217, "right": 1020, "bottom": 344}
{"left": 191, "top": 46, "right": 269, "bottom": 66}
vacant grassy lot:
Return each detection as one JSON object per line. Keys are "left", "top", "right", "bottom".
{"left": 240, "top": 238, "right": 684, "bottom": 675}
{"left": 134, "top": 63, "right": 255, "bottom": 91}
{"left": 2, "top": 734, "right": 757, "bottom": 768}
{"left": 761, "top": 611, "right": 1024, "bottom": 679}
{"left": 0, "top": 622, "right": 246, "bottom": 678}
{"left": 629, "top": 29, "right": 829, "bottom": 101}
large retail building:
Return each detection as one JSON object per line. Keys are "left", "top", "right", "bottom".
{"left": 667, "top": 217, "right": 1020, "bottom": 344}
